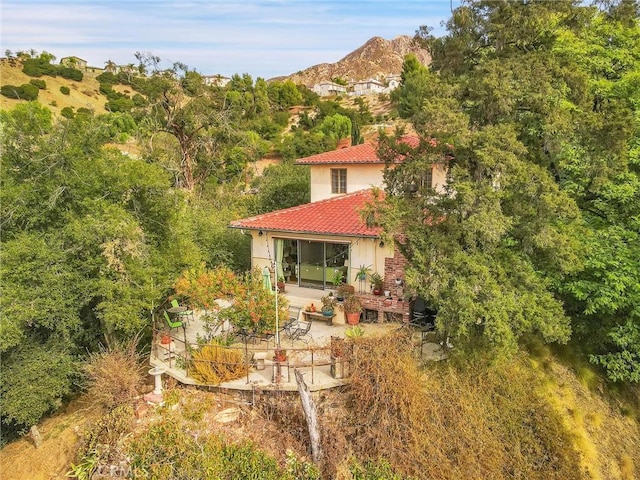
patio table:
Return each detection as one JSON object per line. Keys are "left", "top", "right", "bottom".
{"left": 167, "top": 306, "right": 187, "bottom": 316}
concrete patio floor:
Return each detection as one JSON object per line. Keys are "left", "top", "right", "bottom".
{"left": 151, "top": 286, "right": 448, "bottom": 392}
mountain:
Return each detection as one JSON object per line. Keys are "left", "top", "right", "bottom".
{"left": 277, "top": 35, "right": 430, "bottom": 87}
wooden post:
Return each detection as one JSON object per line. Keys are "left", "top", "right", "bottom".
{"left": 294, "top": 368, "right": 322, "bottom": 464}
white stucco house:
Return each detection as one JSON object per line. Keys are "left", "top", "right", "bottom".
{"left": 230, "top": 137, "right": 447, "bottom": 294}
{"left": 313, "top": 81, "right": 348, "bottom": 97}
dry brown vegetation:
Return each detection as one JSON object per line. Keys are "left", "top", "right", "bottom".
{"left": 2, "top": 336, "right": 638, "bottom": 479}
{"left": 0, "top": 59, "right": 107, "bottom": 116}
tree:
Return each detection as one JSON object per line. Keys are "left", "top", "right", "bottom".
{"left": 392, "top": 0, "right": 640, "bottom": 377}
{"left": 0, "top": 104, "right": 201, "bottom": 433}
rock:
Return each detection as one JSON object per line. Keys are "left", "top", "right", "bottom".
{"left": 214, "top": 407, "right": 240, "bottom": 424}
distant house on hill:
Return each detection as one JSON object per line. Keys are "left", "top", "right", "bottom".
{"left": 385, "top": 74, "right": 401, "bottom": 91}
{"left": 202, "top": 74, "right": 231, "bottom": 87}
{"left": 60, "top": 56, "right": 88, "bottom": 70}
{"left": 313, "top": 81, "right": 347, "bottom": 97}
{"left": 351, "top": 78, "right": 386, "bottom": 96}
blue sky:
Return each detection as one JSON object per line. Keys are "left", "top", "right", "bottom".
{"left": 1, "top": 1, "right": 460, "bottom": 79}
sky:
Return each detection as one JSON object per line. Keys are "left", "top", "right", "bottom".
{"left": 1, "top": 0, "right": 461, "bottom": 80}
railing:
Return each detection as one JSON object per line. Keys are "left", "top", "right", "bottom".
{"left": 151, "top": 322, "right": 352, "bottom": 387}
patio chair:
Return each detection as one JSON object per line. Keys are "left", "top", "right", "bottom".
{"left": 289, "top": 320, "right": 313, "bottom": 345}
{"left": 163, "top": 310, "right": 184, "bottom": 332}
{"left": 171, "top": 299, "right": 194, "bottom": 325}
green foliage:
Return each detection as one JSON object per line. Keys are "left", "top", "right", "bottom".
{"left": 349, "top": 458, "right": 407, "bottom": 480}
{"left": 385, "top": 1, "right": 640, "bottom": 376}
{"left": 1, "top": 83, "right": 38, "bottom": 100}
{"left": 59, "top": 85, "right": 70, "bottom": 95}
{"left": 61, "top": 106, "right": 74, "bottom": 118}
{"left": 251, "top": 162, "right": 310, "bottom": 214}
{"left": 128, "top": 417, "right": 304, "bottom": 479}
{"left": 0, "top": 103, "right": 201, "bottom": 431}
{"left": 279, "top": 130, "right": 337, "bottom": 161}
{"left": 317, "top": 113, "right": 352, "bottom": 140}
{"left": 29, "top": 78, "right": 46, "bottom": 89}
{"left": 59, "top": 67, "right": 83, "bottom": 81}
{"left": 0, "top": 337, "right": 75, "bottom": 429}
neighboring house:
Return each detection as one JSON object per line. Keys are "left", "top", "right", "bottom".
{"left": 385, "top": 74, "right": 401, "bottom": 91}
{"left": 59, "top": 56, "right": 88, "bottom": 70}
{"left": 230, "top": 137, "right": 448, "bottom": 292}
{"left": 351, "top": 78, "right": 386, "bottom": 96}
{"left": 203, "top": 74, "right": 231, "bottom": 87}
{"left": 313, "top": 81, "right": 347, "bottom": 97}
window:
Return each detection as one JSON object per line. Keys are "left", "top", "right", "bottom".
{"left": 423, "top": 167, "right": 433, "bottom": 189}
{"left": 331, "top": 168, "right": 347, "bottom": 194}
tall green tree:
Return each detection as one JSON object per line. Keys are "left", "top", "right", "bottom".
{"left": 0, "top": 104, "right": 200, "bottom": 433}
{"left": 382, "top": 0, "right": 639, "bottom": 369}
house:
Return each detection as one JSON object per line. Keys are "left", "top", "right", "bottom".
{"left": 59, "top": 56, "right": 88, "bottom": 70}
{"left": 229, "top": 137, "right": 447, "bottom": 295}
{"left": 351, "top": 78, "right": 386, "bottom": 96}
{"left": 313, "top": 81, "right": 347, "bottom": 97}
{"left": 202, "top": 74, "right": 231, "bottom": 87}
{"left": 385, "top": 74, "right": 401, "bottom": 91}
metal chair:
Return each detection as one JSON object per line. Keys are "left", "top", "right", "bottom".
{"left": 163, "top": 310, "right": 184, "bottom": 332}
{"left": 171, "top": 299, "right": 194, "bottom": 325}
{"left": 288, "top": 320, "right": 313, "bottom": 345}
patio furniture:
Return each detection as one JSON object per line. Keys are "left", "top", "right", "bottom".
{"left": 287, "top": 319, "right": 313, "bottom": 345}
{"left": 163, "top": 310, "right": 184, "bottom": 332}
{"left": 170, "top": 299, "right": 194, "bottom": 325}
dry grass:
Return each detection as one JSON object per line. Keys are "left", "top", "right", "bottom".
{"left": 329, "top": 334, "right": 584, "bottom": 480}
{"left": 83, "top": 336, "right": 146, "bottom": 410}
{"left": 0, "top": 59, "right": 107, "bottom": 116}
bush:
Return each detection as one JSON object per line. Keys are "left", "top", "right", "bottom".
{"left": 59, "top": 85, "right": 70, "bottom": 95}
{"left": 189, "top": 345, "right": 248, "bottom": 385}
{"left": 60, "top": 107, "right": 74, "bottom": 119}
{"left": 0, "top": 83, "right": 38, "bottom": 100}
{"left": 58, "top": 67, "right": 83, "bottom": 81}
{"left": 83, "top": 336, "right": 145, "bottom": 409}
{"left": 22, "top": 58, "right": 57, "bottom": 77}
{"left": 29, "top": 79, "right": 46, "bottom": 90}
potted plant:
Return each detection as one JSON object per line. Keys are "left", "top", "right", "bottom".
{"left": 355, "top": 264, "right": 371, "bottom": 282}
{"left": 336, "top": 283, "right": 354, "bottom": 302}
{"left": 369, "top": 272, "right": 383, "bottom": 296}
{"left": 274, "top": 347, "right": 287, "bottom": 362}
{"left": 343, "top": 293, "right": 362, "bottom": 325}
{"left": 331, "top": 269, "right": 344, "bottom": 291}
{"left": 277, "top": 275, "right": 286, "bottom": 293}
{"left": 321, "top": 293, "right": 337, "bottom": 317}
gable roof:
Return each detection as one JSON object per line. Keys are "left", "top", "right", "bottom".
{"left": 230, "top": 189, "right": 382, "bottom": 237}
{"left": 295, "top": 135, "right": 419, "bottom": 165}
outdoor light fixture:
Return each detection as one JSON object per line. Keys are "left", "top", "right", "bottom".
{"left": 258, "top": 230, "right": 264, "bottom": 236}
{"left": 379, "top": 240, "right": 385, "bottom": 247}
{"left": 395, "top": 278, "right": 403, "bottom": 286}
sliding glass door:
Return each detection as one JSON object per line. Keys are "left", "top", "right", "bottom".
{"left": 276, "top": 238, "right": 349, "bottom": 290}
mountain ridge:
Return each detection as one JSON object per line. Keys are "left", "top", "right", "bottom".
{"left": 273, "top": 35, "right": 430, "bottom": 86}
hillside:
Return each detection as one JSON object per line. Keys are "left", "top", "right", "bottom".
{"left": 1, "top": 344, "right": 637, "bottom": 480}
{"left": 278, "top": 35, "right": 430, "bottom": 86}
{"left": 0, "top": 59, "right": 107, "bottom": 116}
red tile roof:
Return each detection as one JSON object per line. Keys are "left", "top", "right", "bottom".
{"left": 230, "top": 190, "right": 382, "bottom": 237}
{"left": 295, "top": 136, "right": 419, "bottom": 165}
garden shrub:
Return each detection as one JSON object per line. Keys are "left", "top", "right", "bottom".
{"left": 189, "top": 345, "right": 248, "bottom": 385}
{"left": 60, "top": 85, "right": 70, "bottom": 95}
{"left": 29, "top": 78, "right": 46, "bottom": 90}
{"left": 22, "top": 58, "right": 57, "bottom": 77}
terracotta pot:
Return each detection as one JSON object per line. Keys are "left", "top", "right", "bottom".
{"left": 346, "top": 312, "right": 361, "bottom": 325}
{"left": 161, "top": 334, "right": 171, "bottom": 345}
{"left": 274, "top": 349, "right": 287, "bottom": 362}
{"left": 373, "top": 287, "right": 383, "bottom": 296}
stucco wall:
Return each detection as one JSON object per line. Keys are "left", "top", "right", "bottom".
{"left": 309, "top": 164, "right": 385, "bottom": 202}
{"left": 309, "top": 162, "right": 447, "bottom": 202}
